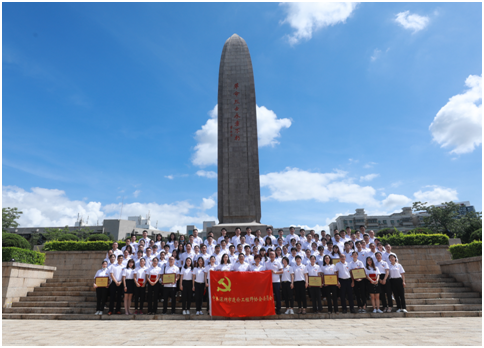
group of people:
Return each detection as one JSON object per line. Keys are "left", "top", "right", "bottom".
{"left": 93, "top": 225, "right": 407, "bottom": 316}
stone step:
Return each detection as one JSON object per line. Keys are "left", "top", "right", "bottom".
{"left": 406, "top": 292, "right": 480, "bottom": 299}
{"left": 406, "top": 304, "right": 482, "bottom": 312}
{"left": 27, "top": 291, "right": 94, "bottom": 297}
{"left": 405, "top": 274, "right": 449, "bottom": 279}
{"left": 406, "top": 287, "right": 473, "bottom": 293}
{"left": 405, "top": 282, "right": 464, "bottom": 288}
{"left": 20, "top": 296, "right": 95, "bottom": 302}
{"left": 47, "top": 278, "right": 92, "bottom": 284}
{"left": 41, "top": 282, "right": 92, "bottom": 287}
{"left": 34, "top": 286, "right": 92, "bottom": 292}
{"left": 407, "top": 298, "right": 482, "bottom": 305}
{"left": 12, "top": 301, "right": 94, "bottom": 308}
{"left": 406, "top": 278, "right": 455, "bottom": 284}
{"left": 3, "top": 311, "right": 481, "bottom": 321}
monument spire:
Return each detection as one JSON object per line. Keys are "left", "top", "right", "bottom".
{"left": 217, "top": 34, "right": 262, "bottom": 224}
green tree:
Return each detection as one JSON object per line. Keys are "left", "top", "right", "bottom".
{"left": 458, "top": 211, "right": 482, "bottom": 243}
{"left": 43, "top": 226, "right": 71, "bottom": 241}
{"left": 2, "top": 207, "right": 23, "bottom": 233}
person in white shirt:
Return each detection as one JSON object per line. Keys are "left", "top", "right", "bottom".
{"left": 259, "top": 248, "right": 268, "bottom": 266}
{"left": 252, "top": 239, "right": 262, "bottom": 255}
{"left": 231, "top": 227, "right": 242, "bottom": 247}
{"left": 285, "top": 227, "right": 300, "bottom": 246}
{"left": 265, "top": 227, "right": 277, "bottom": 245}
{"left": 343, "top": 242, "right": 354, "bottom": 261}
{"left": 292, "top": 256, "right": 308, "bottom": 314}
{"left": 162, "top": 257, "right": 180, "bottom": 315}
{"left": 189, "top": 228, "right": 202, "bottom": 247}
{"left": 93, "top": 261, "right": 111, "bottom": 315}
{"left": 166, "top": 232, "right": 177, "bottom": 250}
{"left": 288, "top": 248, "right": 298, "bottom": 267}
{"left": 307, "top": 255, "right": 323, "bottom": 314}
{"left": 151, "top": 245, "right": 160, "bottom": 259}
{"left": 216, "top": 254, "right": 232, "bottom": 271}
{"left": 163, "top": 245, "right": 172, "bottom": 259}
{"left": 144, "top": 248, "right": 154, "bottom": 268}
{"left": 204, "top": 236, "right": 216, "bottom": 254}
{"left": 133, "top": 258, "right": 147, "bottom": 315}
{"left": 139, "top": 230, "right": 151, "bottom": 249}
{"left": 332, "top": 233, "right": 345, "bottom": 252}
{"left": 339, "top": 230, "right": 349, "bottom": 243}
{"left": 108, "top": 255, "right": 124, "bottom": 315}
{"left": 239, "top": 236, "right": 249, "bottom": 250}
{"left": 383, "top": 244, "right": 398, "bottom": 263}
{"left": 334, "top": 254, "right": 356, "bottom": 313}
{"left": 321, "top": 255, "right": 338, "bottom": 314}
{"left": 368, "top": 230, "right": 376, "bottom": 244}
{"left": 122, "top": 259, "right": 136, "bottom": 315}
{"left": 331, "top": 245, "right": 341, "bottom": 264}
{"left": 172, "top": 249, "right": 183, "bottom": 269}
{"left": 265, "top": 251, "right": 283, "bottom": 315}
{"left": 219, "top": 240, "right": 230, "bottom": 255}
{"left": 249, "top": 255, "right": 265, "bottom": 272}
{"left": 228, "top": 245, "right": 238, "bottom": 265}
{"left": 179, "top": 257, "right": 194, "bottom": 315}
{"left": 104, "top": 249, "right": 114, "bottom": 264}
{"left": 217, "top": 228, "right": 228, "bottom": 245}
{"left": 244, "top": 245, "right": 254, "bottom": 265}
{"left": 365, "top": 257, "right": 382, "bottom": 313}
{"left": 245, "top": 227, "right": 254, "bottom": 246}
{"left": 275, "top": 247, "right": 284, "bottom": 263}
{"left": 302, "top": 235, "right": 313, "bottom": 251}
{"left": 302, "top": 249, "right": 312, "bottom": 266}
{"left": 263, "top": 236, "right": 273, "bottom": 251}
{"left": 154, "top": 234, "right": 163, "bottom": 250}
{"left": 280, "top": 257, "right": 295, "bottom": 314}
{"left": 374, "top": 252, "right": 392, "bottom": 313}
{"left": 367, "top": 243, "right": 378, "bottom": 263}
{"left": 204, "top": 256, "right": 217, "bottom": 314}
{"left": 146, "top": 257, "right": 162, "bottom": 315}
{"left": 348, "top": 251, "right": 366, "bottom": 313}
{"left": 232, "top": 254, "right": 250, "bottom": 272}
{"left": 192, "top": 257, "right": 206, "bottom": 315}
{"left": 314, "top": 234, "right": 323, "bottom": 248}
{"left": 121, "top": 238, "right": 133, "bottom": 253}
{"left": 180, "top": 243, "right": 196, "bottom": 267}
{"left": 106, "top": 242, "right": 123, "bottom": 261}
{"left": 197, "top": 245, "right": 211, "bottom": 266}
{"left": 388, "top": 254, "right": 407, "bottom": 312}
{"left": 277, "top": 229, "right": 285, "bottom": 244}
{"left": 309, "top": 242, "right": 319, "bottom": 256}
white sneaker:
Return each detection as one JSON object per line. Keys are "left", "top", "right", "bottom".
{"left": 290, "top": 309, "right": 294, "bottom": 314}
{"left": 196, "top": 311, "right": 200, "bottom": 315}
{"left": 182, "top": 310, "right": 186, "bottom": 315}
{"left": 285, "top": 309, "right": 290, "bottom": 314}
{"left": 402, "top": 309, "right": 408, "bottom": 313}
{"left": 94, "top": 311, "right": 98, "bottom": 315}
{"left": 396, "top": 309, "right": 402, "bottom": 313}
{"left": 199, "top": 311, "right": 203, "bottom": 315}
{"left": 377, "top": 309, "right": 383, "bottom": 313}
{"left": 373, "top": 309, "right": 377, "bottom": 313}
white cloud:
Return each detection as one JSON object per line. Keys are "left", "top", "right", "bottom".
{"left": 381, "top": 192, "right": 387, "bottom": 197}
{"left": 196, "top": 170, "right": 217, "bottom": 179}
{"left": 165, "top": 175, "right": 174, "bottom": 180}
{"left": 133, "top": 190, "right": 141, "bottom": 198}
{"left": 280, "top": 2, "right": 358, "bottom": 45}
{"left": 394, "top": 11, "right": 430, "bottom": 33}
{"left": 192, "top": 104, "right": 291, "bottom": 167}
{"left": 363, "top": 162, "right": 377, "bottom": 169}
{"left": 391, "top": 181, "right": 403, "bottom": 188}
{"left": 260, "top": 168, "right": 379, "bottom": 206}
{"left": 359, "top": 173, "right": 379, "bottom": 182}
{"left": 2, "top": 186, "right": 217, "bottom": 232}
{"left": 429, "top": 75, "right": 482, "bottom": 154}
{"left": 413, "top": 186, "right": 458, "bottom": 205}
{"left": 382, "top": 194, "right": 412, "bottom": 209}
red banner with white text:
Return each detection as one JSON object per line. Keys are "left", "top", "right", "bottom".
{"left": 209, "top": 270, "right": 275, "bottom": 318}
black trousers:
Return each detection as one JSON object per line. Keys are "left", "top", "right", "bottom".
{"left": 323, "top": 285, "right": 338, "bottom": 313}
{"left": 354, "top": 279, "right": 367, "bottom": 308}
{"left": 96, "top": 287, "right": 108, "bottom": 311}
{"left": 309, "top": 287, "right": 322, "bottom": 312}
{"left": 163, "top": 287, "right": 176, "bottom": 313}
{"left": 206, "top": 286, "right": 210, "bottom": 311}
{"left": 109, "top": 282, "right": 123, "bottom": 313}
{"left": 390, "top": 278, "right": 406, "bottom": 309}
{"left": 272, "top": 282, "right": 282, "bottom": 312}
{"left": 339, "top": 278, "right": 355, "bottom": 311}
{"left": 281, "top": 281, "right": 294, "bottom": 309}
{"left": 181, "top": 280, "right": 193, "bottom": 310}
{"left": 147, "top": 282, "right": 160, "bottom": 313}
{"left": 294, "top": 281, "right": 307, "bottom": 308}
{"left": 134, "top": 285, "right": 146, "bottom": 310}
{"left": 194, "top": 282, "right": 205, "bottom": 311}
{"left": 379, "top": 278, "right": 393, "bottom": 308}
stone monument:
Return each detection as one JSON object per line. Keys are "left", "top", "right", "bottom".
{"left": 210, "top": 34, "right": 272, "bottom": 239}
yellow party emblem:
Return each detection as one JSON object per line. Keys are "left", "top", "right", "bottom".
{"left": 217, "top": 277, "right": 232, "bottom": 292}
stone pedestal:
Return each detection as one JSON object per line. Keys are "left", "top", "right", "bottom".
{"left": 209, "top": 222, "right": 273, "bottom": 240}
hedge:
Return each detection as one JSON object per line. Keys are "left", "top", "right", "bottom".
{"left": 449, "top": 241, "right": 482, "bottom": 260}
{"left": 469, "top": 228, "right": 482, "bottom": 242}
{"left": 57, "top": 234, "right": 79, "bottom": 241}
{"left": 2, "top": 247, "right": 45, "bottom": 265}
{"left": 43, "top": 240, "right": 126, "bottom": 251}
{"left": 2, "top": 232, "right": 31, "bottom": 250}
{"left": 407, "top": 227, "right": 434, "bottom": 235}
{"left": 376, "top": 227, "right": 401, "bottom": 237}
{"left": 379, "top": 233, "right": 449, "bottom": 246}
{"left": 87, "top": 234, "right": 110, "bottom": 241}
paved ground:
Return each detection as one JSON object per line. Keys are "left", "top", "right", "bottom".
{"left": 2, "top": 318, "right": 482, "bottom": 346}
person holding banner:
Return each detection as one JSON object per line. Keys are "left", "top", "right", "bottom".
{"left": 365, "top": 256, "right": 382, "bottom": 313}
{"left": 179, "top": 257, "right": 194, "bottom": 315}
{"left": 146, "top": 257, "right": 162, "bottom": 315}
{"left": 233, "top": 254, "right": 250, "bottom": 272}
{"left": 205, "top": 256, "right": 217, "bottom": 314}
{"left": 281, "top": 257, "right": 294, "bottom": 314}
{"left": 335, "top": 254, "right": 356, "bottom": 314}
{"left": 162, "top": 257, "right": 180, "bottom": 315}
{"left": 193, "top": 257, "right": 206, "bottom": 315}
{"left": 265, "top": 250, "right": 283, "bottom": 315}
{"left": 307, "top": 255, "right": 323, "bottom": 314}
{"left": 321, "top": 255, "right": 338, "bottom": 314}
{"left": 292, "top": 255, "right": 308, "bottom": 314}
{"left": 133, "top": 258, "right": 147, "bottom": 315}
{"left": 349, "top": 251, "right": 367, "bottom": 313}
{"left": 122, "top": 259, "right": 136, "bottom": 315}
{"left": 93, "top": 260, "right": 110, "bottom": 315}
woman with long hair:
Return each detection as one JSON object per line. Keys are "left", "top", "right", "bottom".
{"left": 155, "top": 234, "right": 163, "bottom": 250}
{"left": 292, "top": 255, "right": 308, "bottom": 314}
{"left": 331, "top": 245, "right": 341, "bottom": 262}
{"left": 321, "top": 254, "right": 338, "bottom": 314}
{"left": 146, "top": 257, "right": 162, "bottom": 315}
{"left": 259, "top": 248, "right": 268, "bottom": 266}
{"left": 193, "top": 257, "right": 206, "bottom": 315}
{"left": 216, "top": 253, "right": 232, "bottom": 271}
{"left": 275, "top": 247, "right": 283, "bottom": 262}
{"left": 389, "top": 254, "right": 407, "bottom": 313}
{"left": 122, "top": 259, "right": 136, "bottom": 315}
{"left": 179, "top": 257, "right": 194, "bottom": 315}
{"left": 281, "top": 257, "right": 294, "bottom": 314}
{"left": 365, "top": 256, "right": 382, "bottom": 313}
{"left": 177, "top": 243, "right": 185, "bottom": 256}
{"left": 93, "top": 261, "right": 110, "bottom": 315}
{"left": 264, "top": 237, "right": 273, "bottom": 250}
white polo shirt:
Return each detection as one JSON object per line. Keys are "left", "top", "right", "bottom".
{"left": 284, "top": 234, "right": 299, "bottom": 246}
{"left": 94, "top": 268, "right": 110, "bottom": 280}
{"left": 348, "top": 259, "right": 365, "bottom": 271}
{"left": 292, "top": 264, "right": 308, "bottom": 281}
{"left": 232, "top": 262, "right": 250, "bottom": 272}
{"left": 355, "top": 250, "right": 367, "bottom": 264}
{"left": 375, "top": 260, "right": 389, "bottom": 276}
{"left": 109, "top": 263, "right": 124, "bottom": 282}
{"left": 388, "top": 263, "right": 405, "bottom": 278}
{"left": 134, "top": 266, "right": 147, "bottom": 285}
{"left": 281, "top": 265, "right": 294, "bottom": 282}
{"left": 321, "top": 264, "right": 336, "bottom": 275}
{"left": 216, "top": 263, "right": 232, "bottom": 271}
{"left": 265, "top": 259, "right": 283, "bottom": 283}
{"left": 306, "top": 263, "right": 322, "bottom": 277}
{"left": 122, "top": 268, "right": 135, "bottom": 280}
{"left": 334, "top": 261, "right": 351, "bottom": 279}
{"left": 249, "top": 264, "right": 265, "bottom": 272}
{"left": 265, "top": 235, "right": 277, "bottom": 245}
{"left": 146, "top": 265, "right": 162, "bottom": 283}
{"left": 179, "top": 267, "right": 194, "bottom": 281}
{"left": 163, "top": 265, "right": 179, "bottom": 287}
{"left": 180, "top": 251, "right": 196, "bottom": 267}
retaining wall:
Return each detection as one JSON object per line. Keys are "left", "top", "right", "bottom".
{"left": 438, "top": 256, "right": 482, "bottom": 295}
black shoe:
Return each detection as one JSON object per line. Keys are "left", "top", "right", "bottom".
{"left": 162, "top": 312, "right": 167, "bottom": 315}
{"left": 342, "top": 310, "right": 347, "bottom": 314}
{"left": 276, "top": 311, "right": 281, "bottom": 315}
{"left": 350, "top": 309, "right": 356, "bottom": 314}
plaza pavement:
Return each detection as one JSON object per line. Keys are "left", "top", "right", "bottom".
{"left": 2, "top": 317, "right": 482, "bottom": 346}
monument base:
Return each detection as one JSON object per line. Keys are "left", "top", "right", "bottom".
{"left": 208, "top": 222, "right": 273, "bottom": 240}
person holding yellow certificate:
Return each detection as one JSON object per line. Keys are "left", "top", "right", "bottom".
{"left": 93, "top": 261, "right": 110, "bottom": 315}
{"left": 307, "top": 255, "right": 323, "bottom": 314}
{"left": 349, "top": 251, "right": 367, "bottom": 313}
{"left": 321, "top": 255, "right": 338, "bottom": 314}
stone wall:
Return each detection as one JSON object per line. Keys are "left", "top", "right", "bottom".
{"left": 2, "top": 262, "right": 56, "bottom": 308}
{"left": 438, "top": 256, "right": 482, "bottom": 295}
{"left": 392, "top": 245, "right": 452, "bottom": 274}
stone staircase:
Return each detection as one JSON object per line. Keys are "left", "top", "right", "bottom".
{"left": 3, "top": 273, "right": 481, "bottom": 320}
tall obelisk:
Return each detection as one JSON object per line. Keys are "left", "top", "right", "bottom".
{"left": 217, "top": 34, "right": 262, "bottom": 225}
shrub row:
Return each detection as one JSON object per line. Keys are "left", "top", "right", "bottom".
{"left": 2, "top": 232, "right": 31, "bottom": 250}
{"left": 43, "top": 240, "right": 127, "bottom": 251}
{"left": 449, "top": 241, "right": 482, "bottom": 260}
{"left": 2, "top": 247, "right": 46, "bottom": 265}
{"left": 378, "top": 233, "right": 449, "bottom": 246}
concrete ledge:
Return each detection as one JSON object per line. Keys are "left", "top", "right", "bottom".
{"left": 438, "top": 256, "right": 482, "bottom": 266}
{"left": 2, "top": 262, "right": 56, "bottom": 271}
{"left": 438, "top": 256, "right": 482, "bottom": 295}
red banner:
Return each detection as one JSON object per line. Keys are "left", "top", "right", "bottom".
{"left": 209, "top": 270, "right": 275, "bottom": 318}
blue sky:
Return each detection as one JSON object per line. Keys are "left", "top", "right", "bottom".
{"left": 2, "top": 2, "right": 482, "bottom": 232}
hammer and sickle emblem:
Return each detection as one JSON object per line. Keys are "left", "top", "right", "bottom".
{"left": 217, "top": 277, "right": 232, "bottom": 292}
